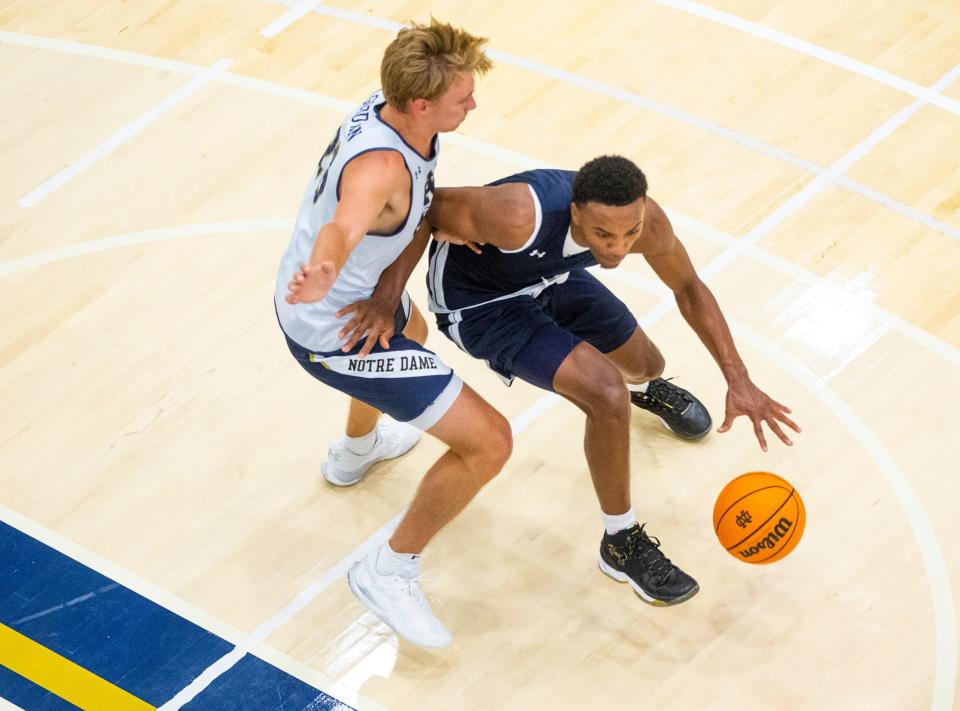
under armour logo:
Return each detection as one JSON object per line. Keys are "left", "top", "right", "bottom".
{"left": 606, "top": 543, "right": 627, "bottom": 566}
{"left": 529, "top": 250, "right": 546, "bottom": 258}
{"left": 735, "top": 509, "right": 753, "bottom": 528}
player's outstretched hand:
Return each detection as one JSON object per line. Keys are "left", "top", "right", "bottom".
{"left": 337, "top": 298, "right": 395, "bottom": 357}
{"left": 717, "top": 378, "right": 801, "bottom": 452}
{"left": 432, "top": 228, "right": 483, "bottom": 254}
{"left": 286, "top": 261, "right": 336, "bottom": 304}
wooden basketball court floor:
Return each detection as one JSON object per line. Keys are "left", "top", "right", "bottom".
{"left": 1, "top": 1, "right": 959, "bottom": 709}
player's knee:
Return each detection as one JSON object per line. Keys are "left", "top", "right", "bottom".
{"left": 644, "top": 347, "right": 665, "bottom": 381}
{"left": 468, "top": 413, "right": 513, "bottom": 481}
{"left": 585, "top": 364, "right": 630, "bottom": 420}
{"left": 623, "top": 344, "right": 664, "bottom": 383}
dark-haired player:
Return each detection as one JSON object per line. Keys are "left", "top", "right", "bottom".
{"left": 344, "top": 155, "right": 800, "bottom": 606}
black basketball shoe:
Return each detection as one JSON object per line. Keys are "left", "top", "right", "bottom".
{"left": 598, "top": 524, "right": 699, "bottom": 606}
{"left": 631, "top": 378, "right": 711, "bottom": 439}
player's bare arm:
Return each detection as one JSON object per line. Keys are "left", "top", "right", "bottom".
{"left": 428, "top": 183, "right": 534, "bottom": 251}
{"left": 286, "top": 150, "right": 410, "bottom": 304}
{"left": 337, "top": 183, "right": 535, "bottom": 354}
{"left": 638, "top": 198, "right": 801, "bottom": 451}
{"left": 337, "top": 220, "right": 432, "bottom": 356}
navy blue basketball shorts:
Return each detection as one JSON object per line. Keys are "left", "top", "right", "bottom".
{"left": 438, "top": 270, "right": 638, "bottom": 391}
{"left": 281, "top": 294, "right": 462, "bottom": 431}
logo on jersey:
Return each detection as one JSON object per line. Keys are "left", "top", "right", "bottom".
{"left": 308, "top": 350, "right": 451, "bottom": 379}
{"left": 420, "top": 170, "right": 436, "bottom": 222}
{"left": 529, "top": 250, "right": 546, "bottom": 258}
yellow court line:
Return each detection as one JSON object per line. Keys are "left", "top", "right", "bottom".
{"left": 0, "top": 623, "right": 154, "bottom": 710}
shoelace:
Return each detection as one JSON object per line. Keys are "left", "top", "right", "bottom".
{"left": 638, "top": 378, "right": 691, "bottom": 414}
{"left": 396, "top": 574, "right": 428, "bottom": 607}
{"left": 624, "top": 524, "right": 677, "bottom": 583}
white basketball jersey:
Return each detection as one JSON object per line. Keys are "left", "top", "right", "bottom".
{"left": 274, "top": 91, "right": 438, "bottom": 352}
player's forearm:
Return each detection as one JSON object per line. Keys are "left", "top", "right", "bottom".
{"left": 675, "top": 278, "right": 749, "bottom": 384}
{"left": 308, "top": 222, "right": 355, "bottom": 273}
{"left": 371, "top": 222, "right": 430, "bottom": 307}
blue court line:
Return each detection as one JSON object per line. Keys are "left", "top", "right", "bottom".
{"left": 0, "top": 521, "right": 353, "bottom": 710}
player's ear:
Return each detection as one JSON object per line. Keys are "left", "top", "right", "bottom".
{"left": 409, "top": 97, "right": 430, "bottom": 118}
{"left": 570, "top": 202, "right": 581, "bottom": 226}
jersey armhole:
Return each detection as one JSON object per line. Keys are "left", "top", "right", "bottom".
{"left": 335, "top": 148, "right": 412, "bottom": 237}
{"left": 497, "top": 184, "right": 542, "bottom": 254}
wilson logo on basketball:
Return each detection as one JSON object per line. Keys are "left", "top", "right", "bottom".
{"left": 738, "top": 517, "right": 793, "bottom": 559}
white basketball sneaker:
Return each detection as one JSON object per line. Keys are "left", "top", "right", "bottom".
{"left": 321, "top": 419, "right": 420, "bottom": 486}
{"left": 347, "top": 550, "right": 452, "bottom": 648}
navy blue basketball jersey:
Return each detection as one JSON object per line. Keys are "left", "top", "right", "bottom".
{"left": 427, "top": 169, "right": 597, "bottom": 315}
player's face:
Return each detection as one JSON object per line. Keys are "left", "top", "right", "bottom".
{"left": 426, "top": 72, "right": 477, "bottom": 132}
{"left": 572, "top": 198, "right": 646, "bottom": 268}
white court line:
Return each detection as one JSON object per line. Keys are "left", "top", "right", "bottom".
{"left": 0, "top": 504, "right": 249, "bottom": 644}
{"left": 2, "top": 220, "right": 954, "bottom": 707}
{"left": 260, "top": 0, "right": 325, "bottom": 38}
{"left": 0, "top": 219, "right": 292, "bottom": 277}
{"left": 597, "top": 266, "right": 957, "bottom": 711}
{"left": 664, "top": 212, "right": 960, "bottom": 369}
{"left": 17, "top": 57, "right": 232, "bottom": 208}
{"left": 1, "top": 212, "right": 958, "bottom": 377}
{"left": 0, "top": 54, "right": 957, "bottom": 367}
{"left": 0, "top": 503, "right": 378, "bottom": 709}
{"left": 277, "top": 1, "right": 820, "bottom": 176}
{"left": 834, "top": 175, "right": 960, "bottom": 243}
{"left": 699, "top": 61, "right": 960, "bottom": 277}
{"left": 653, "top": 0, "right": 960, "bottom": 117}
{"left": 730, "top": 323, "right": 957, "bottom": 711}
{"left": 6, "top": 212, "right": 953, "bottom": 708}
{"left": 159, "top": 387, "right": 566, "bottom": 709}
{"left": 159, "top": 512, "right": 406, "bottom": 709}
{"left": 3, "top": 28, "right": 959, "bottom": 248}
{"left": 263, "top": 0, "right": 960, "bottom": 246}
{"left": 1, "top": 29, "right": 956, "bottom": 708}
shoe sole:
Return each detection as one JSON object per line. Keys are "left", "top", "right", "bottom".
{"left": 321, "top": 461, "right": 367, "bottom": 487}
{"left": 658, "top": 416, "right": 711, "bottom": 440}
{"left": 322, "top": 432, "right": 421, "bottom": 486}
{"left": 597, "top": 556, "right": 700, "bottom": 607}
{"left": 346, "top": 564, "right": 451, "bottom": 649}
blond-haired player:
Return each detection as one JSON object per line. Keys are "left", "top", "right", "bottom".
{"left": 278, "top": 20, "right": 502, "bottom": 647}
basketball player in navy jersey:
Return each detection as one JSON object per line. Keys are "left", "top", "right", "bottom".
{"left": 342, "top": 156, "right": 800, "bottom": 608}
{"left": 280, "top": 20, "right": 508, "bottom": 648}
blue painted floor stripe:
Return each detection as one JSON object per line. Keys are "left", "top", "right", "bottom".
{"left": 0, "top": 664, "right": 80, "bottom": 711}
{"left": 184, "top": 654, "right": 354, "bottom": 711}
{"left": 0, "top": 521, "right": 353, "bottom": 710}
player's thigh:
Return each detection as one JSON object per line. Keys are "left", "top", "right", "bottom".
{"left": 284, "top": 330, "right": 458, "bottom": 428}
{"left": 426, "top": 382, "right": 512, "bottom": 463}
{"left": 548, "top": 270, "right": 639, "bottom": 355}
{"left": 441, "top": 298, "right": 562, "bottom": 388}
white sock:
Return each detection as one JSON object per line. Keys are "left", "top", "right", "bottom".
{"left": 375, "top": 542, "right": 420, "bottom": 577}
{"left": 344, "top": 426, "right": 378, "bottom": 456}
{"left": 602, "top": 507, "right": 637, "bottom": 535}
{"left": 626, "top": 381, "right": 649, "bottom": 394}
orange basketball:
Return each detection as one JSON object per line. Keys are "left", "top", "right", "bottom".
{"left": 713, "top": 472, "right": 805, "bottom": 564}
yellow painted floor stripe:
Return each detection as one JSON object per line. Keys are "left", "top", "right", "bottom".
{"left": 0, "top": 623, "right": 154, "bottom": 710}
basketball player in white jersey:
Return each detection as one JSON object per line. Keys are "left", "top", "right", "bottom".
{"left": 278, "top": 21, "right": 504, "bottom": 647}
